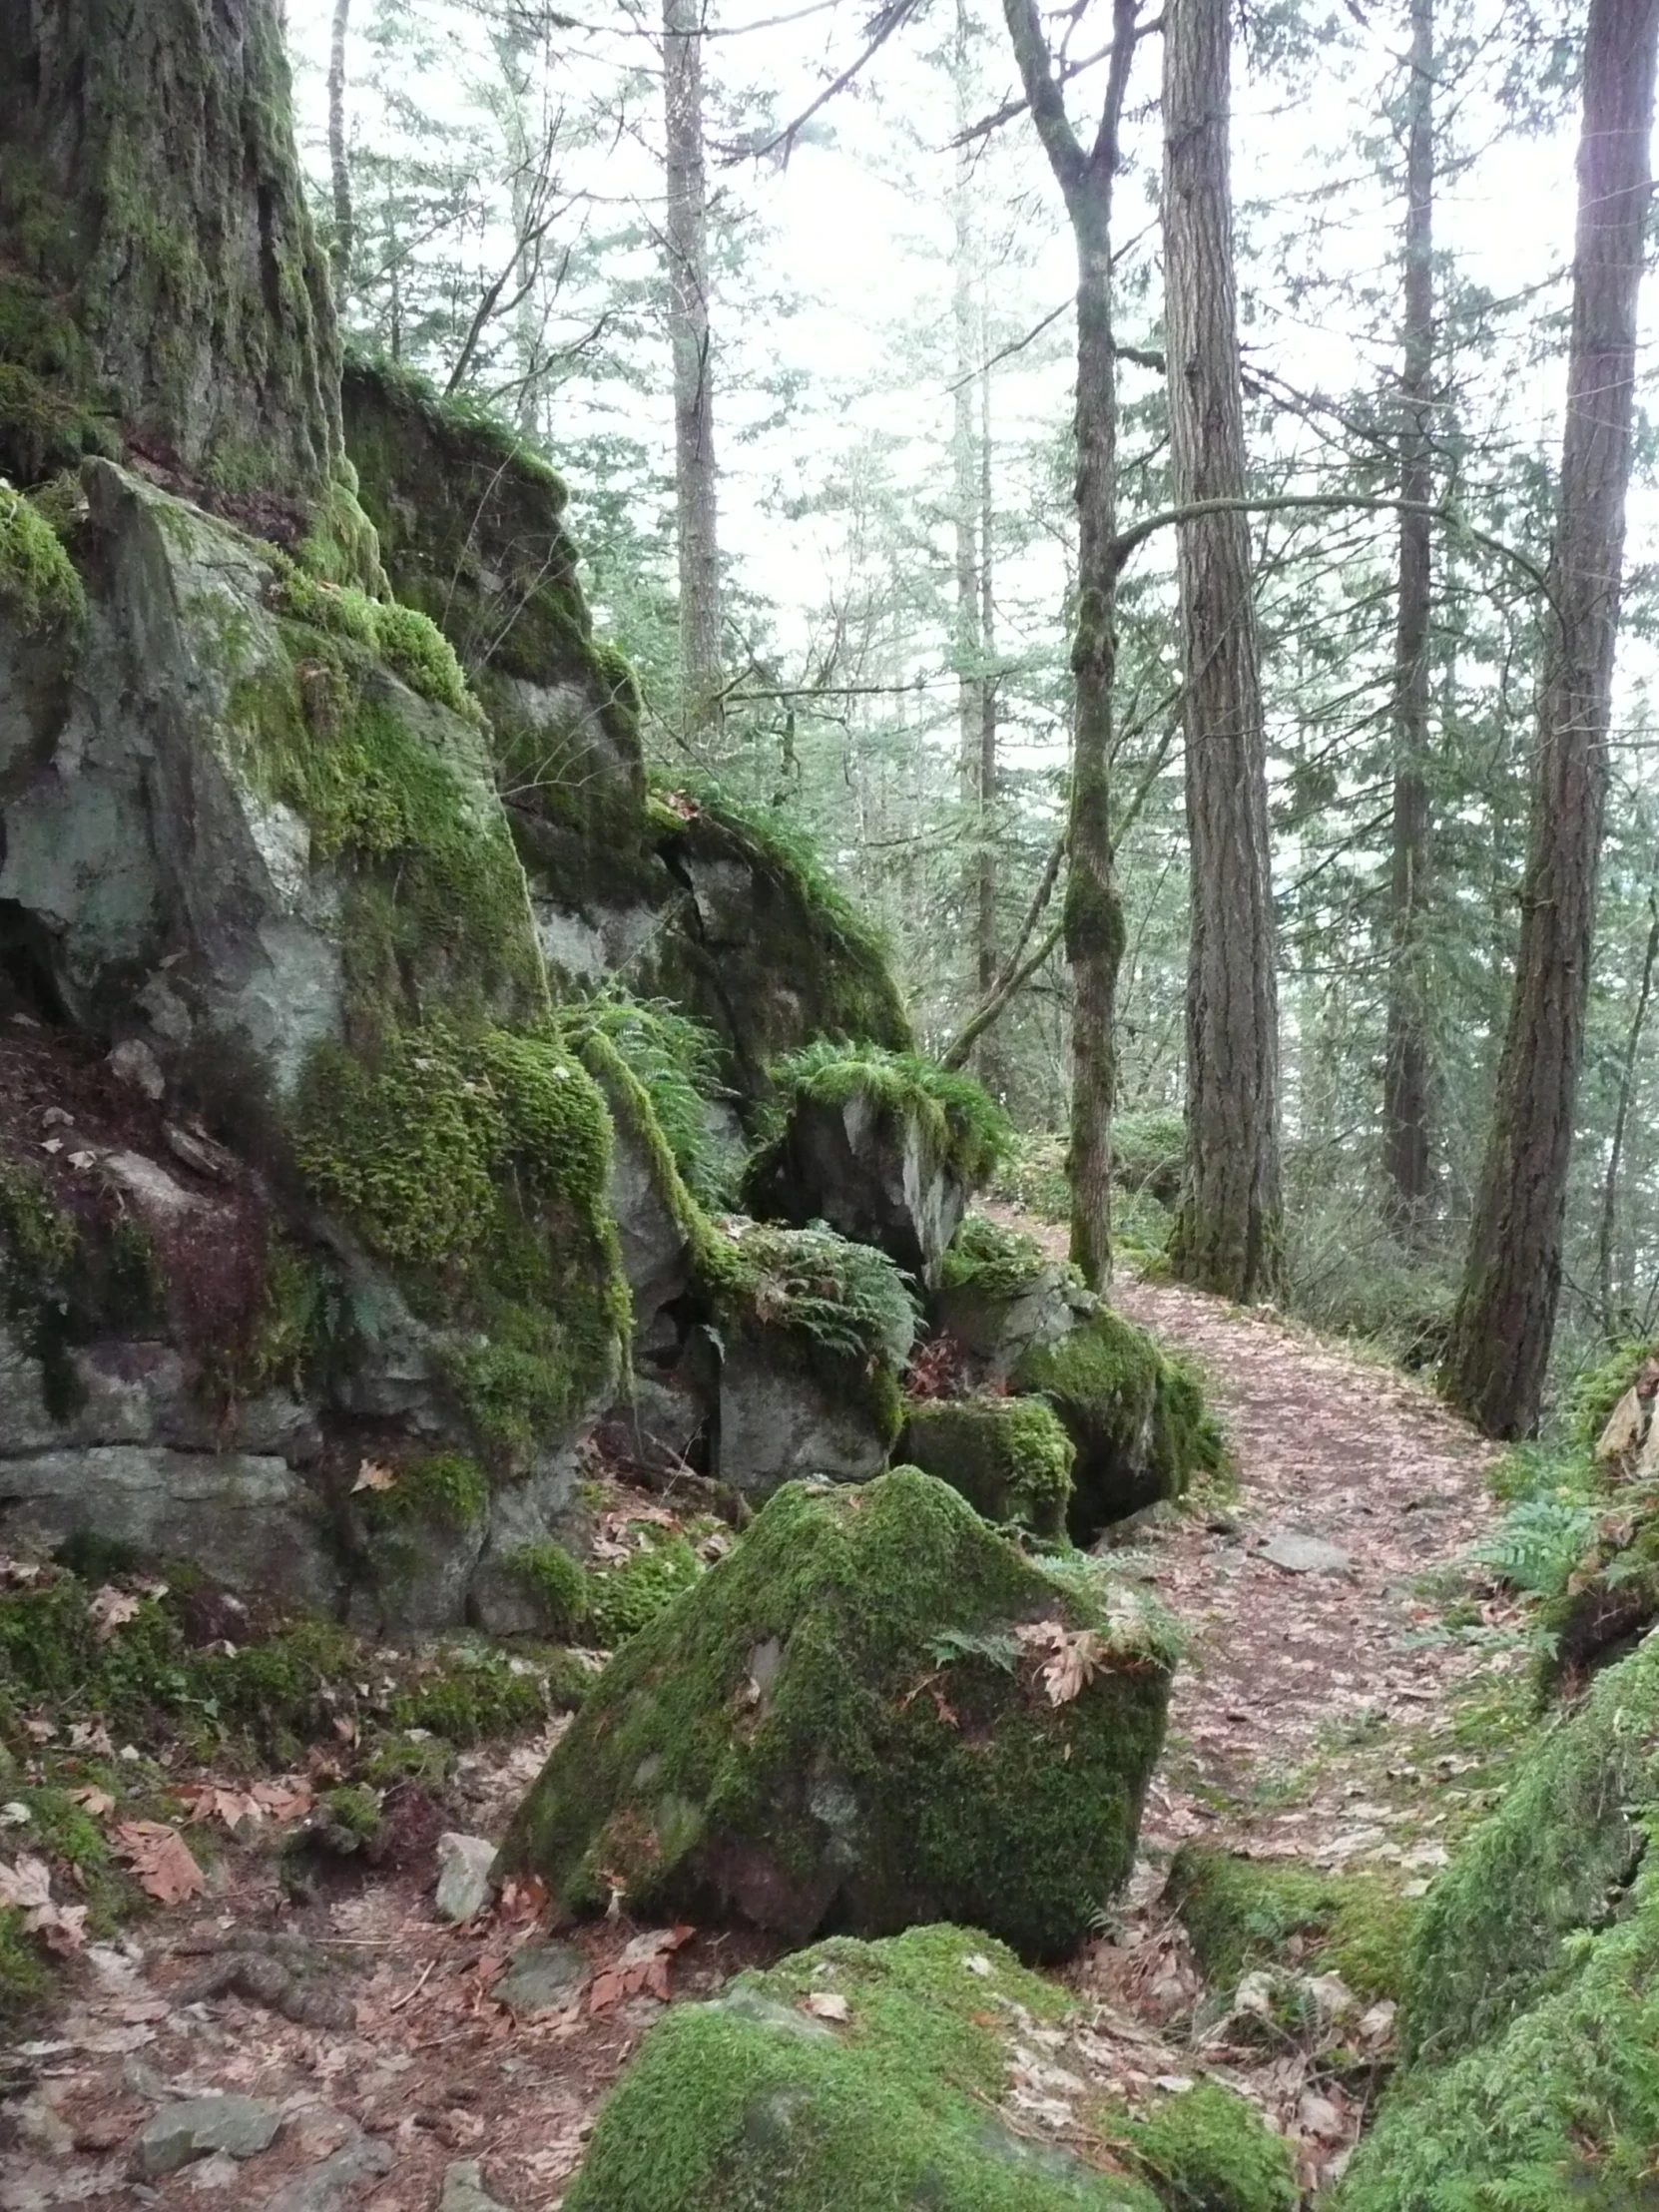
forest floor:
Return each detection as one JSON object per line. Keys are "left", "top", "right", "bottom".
{"left": 0, "top": 1216, "right": 1528, "bottom": 2212}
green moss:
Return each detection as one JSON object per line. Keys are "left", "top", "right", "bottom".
{"left": 899, "top": 1393, "right": 1076, "bottom": 1538}
{"left": 295, "top": 460, "right": 388, "bottom": 595}
{"left": 1566, "top": 1336, "right": 1657, "bottom": 1452}
{"left": 0, "top": 273, "right": 117, "bottom": 486}
{"left": 0, "top": 481, "right": 84, "bottom": 633}
{"left": 559, "top": 993, "right": 731, "bottom": 1207}
{"left": 321, "top": 1783, "right": 381, "bottom": 1842}
{"left": 388, "top": 1645, "right": 551, "bottom": 1744}
{"left": 587, "top": 1533, "right": 704, "bottom": 1645}
{"left": 510, "top": 1543, "right": 592, "bottom": 1637}
{"left": 765, "top": 1041, "right": 1010, "bottom": 1192}
{"left": 1167, "top": 1846, "right": 1418, "bottom": 2004}
{"left": 292, "top": 1020, "right": 628, "bottom": 1462}
{"left": 567, "top": 1924, "right": 1162, "bottom": 2212}
{"left": 1337, "top": 1637, "right": 1659, "bottom": 2211}
{"left": 368, "top": 1454, "right": 490, "bottom": 1533}
{"left": 498, "top": 1468, "right": 1177, "bottom": 1959}
{"left": 940, "top": 1213, "right": 1054, "bottom": 1302}
{"left": 1014, "top": 1314, "right": 1226, "bottom": 1543}
{"left": 273, "top": 564, "right": 480, "bottom": 720}
{"left": 1104, "top": 2083, "right": 1297, "bottom": 2212}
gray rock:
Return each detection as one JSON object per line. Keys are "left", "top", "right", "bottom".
{"left": 605, "top": 1107, "right": 693, "bottom": 1330}
{"left": 750, "top": 1092, "right": 969, "bottom": 1289}
{"left": 440, "top": 2161, "right": 516, "bottom": 2212}
{"left": 1260, "top": 1529, "right": 1353, "bottom": 1577}
{"left": 930, "top": 1269, "right": 1087, "bottom": 1383}
{"left": 0, "top": 1445, "right": 336, "bottom": 1608}
{"left": 129, "top": 2096, "right": 283, "bottom": 2179}
{"left": 435, "top": 1833, "right": 497, "bottom": 1925}
{"left": 494, "top": 1939, "right": 591, "bottom": 2015}
{"left": 468, "top": 1449, "right": 584, "bottom": 1635}
{"left": 716, "top": 1336, "right": 892, "bottom": 1499}
{"left": 256, "top": 2133, "right": 393, "bottom": 2212}
{"left": 107, "top": 1037, "right": 167, "bottom": 1102}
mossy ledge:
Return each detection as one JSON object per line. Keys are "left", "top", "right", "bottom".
{"left": 496, "top": 1467, "right": 1177, "bottom": 1959}
{"left": 898, "top": 1392, "right": 1076, "bottom": 1538}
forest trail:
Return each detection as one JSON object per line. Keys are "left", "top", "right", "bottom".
{"left": 0, "top": 1241, "right": 1520, "bottom": 2212}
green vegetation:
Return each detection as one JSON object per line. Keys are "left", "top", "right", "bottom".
{"left": 558, "top": 991, "right": 731, "bottom": 1206}
{"left": 1337, "top": 1631, "right": 1659, "bottom": 2211}
{"left": 274, "top": 563, "right": 479, "bottom": 720}
{"left": 1014, "top": 1312, "right": 1226, "bottom": 1541}
{"left": 940, "top": 1211, "right": 1055, "bottom": 1301}
{"left": 0, "top": 480, "right": 84, "bottom": 632}
{"left": 1104, "top": 2083, "right": 1298, "bottom": 2212}
{"left": 0, "top": 273, "right": 116, "bottom": 487}
{"left": 586, "top": 1532, "right": 705, "bottom": 1644}
{"left": 364, "top": 1453, "right": 491, "bottom": 1533}
{"left": 498, "top": 1467, "right": 1177, "bottom": 1960}
{"left": 567, "top": 1923, "right": 1163, "bottom": 2212}
{"left": 511, "top": 1542, "right": 592, "bottom": 1636}
{"left": 767, "top": 1040, "right": 1010, "bottom": 1190}
{"left": 899, "top": 1392, "right": 1076, "bottom": 1537}
{"left": 292, "top": 1020, "right": 628, "bottom": 1457}
{"left": 1167, "top": 1844, "right": 1419, "bottom": 2004}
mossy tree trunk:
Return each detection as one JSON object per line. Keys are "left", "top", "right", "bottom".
{"left": 1001, "top": 0, "right": 1141, "bottom": 1291}
{"left": 1443, "top": 0, "right": 1659, "bottom": 1439}
{"left": 1162, "top": 0, "right": 1283, "bottom": 1305}
{"left": 0, "top": 0, "right": 344, "bottom": 512}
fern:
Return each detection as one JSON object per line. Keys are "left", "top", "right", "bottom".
{"left": 1472, "top": 1497, "right": 1599, "bottom": 1599}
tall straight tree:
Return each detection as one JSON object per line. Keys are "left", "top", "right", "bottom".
{"left": 1443, "top": 0, "right": 1659, "bottom": 1438}
{"left": 1000, "top": 0, "right": 1142, "bottom": 1289}
{"left": 1382, "top": 0, "right": 1436, "bottom": 1228}
{"left": 1163, "top": 0, "right": 1282, "bottom": 1303}
{"left": 663, "top": 0, "right": 724, "bottom": 747}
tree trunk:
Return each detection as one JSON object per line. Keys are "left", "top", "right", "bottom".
{"left": 1382, "top": 0, "right": 1436, "bottom": 1231}
{"left": 1163, "top": 0, "right": 1282, "bottom": 1303}
{"left": 0, "top": 0, "right": 344, "bottom": 511}
{"left": 977, "top": 357, "right": 1000, "bottom": 1017}
{"left": 1597, "top": 889, "right": 1659, "bottom": 1332}
{"left": 327, "top": 0, "right": 355, "bottom": 311}
{"left": 663, "top": 0, "right": 723, "bottom": 748}
{"left": 1443, "top": 0, "right": 1659, "bottom": 1438}
{"left": 1000, "top": 0, "right": 1138, "bottom": 1291}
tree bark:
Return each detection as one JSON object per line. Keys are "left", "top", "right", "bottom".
{"left": 1382, "top": 0, "right": 1436, "bottom": 1231}
{"left": 1443, "top": 0, "right": 1659, "bottom": 1438}
{"left": 0, "top": 0, "right": 344, "bottom": 510}
{"left": 1596, "top": 888, "right": 1659, "bottom": 1332}
{"left": 1163, "top": 0, "right": 1282, "bottom": 1303}
{"left": 1000, "top": 0, "right": 1139, "bottom": 1290}
{"left": 663, "top": 0, "right": 723, "bottom": 747}
{"left": 327, "top": 0, "right": 355, "bottom": 311}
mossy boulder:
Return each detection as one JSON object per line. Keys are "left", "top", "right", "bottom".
{"left": 931, "top": 1214, "right": 1090, "bottom": 1383}
{"left": 897, "top": 1394, "right": 1075, "bottom": 1538}
{"left": 568, "top": 1923, "right": 1292, "bottom": 2212}
{"left": 1166, "top": 1845, "right": 1418, "bottom": 2005}
{"left": 1336, "top": 1631, "right": 1659, "bottom": 2211}
{"left": 1538, "top": 1492, "right": 1659, "bottom": 1691}
{"left": 1013, "top": 1313, "right": 1225, "bottom": 1544}
{"left": 496, "top": 1468, "right": 1176, "bottom": 1958}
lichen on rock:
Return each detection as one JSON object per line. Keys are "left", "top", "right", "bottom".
{"left": 495, "top": 1466, "right": 1176, "bottom": 1958}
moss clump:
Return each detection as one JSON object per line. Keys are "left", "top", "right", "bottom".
{"left": 510, "top": 1542, "right": 592, "bottom": 1637}
{"left": 898, "top": 1393, "right": 1075, "bottom": 1538}
{"left": 388, "top": 1643, "right": 558, "bottom": 1744}
{"left": 586, "top": 1533, "right": 704, "bottom": 1645}
{"left": 766, "top": 1041, "right": 1010, "bottom": 1192}
{"left": 1104, "top": 2082, "right": 1297, "bottom": 2212}
{"left": 1014, "top": 1314, "right": 1226, "bottom": 1544}
{"left": 1337, "top": 1633, "right": 1659, "bottom": 2211}
{"left": 0, "top": 1907, "right": 57, "bottom": 2026}
{"left": 1565, "top": 1336, "right": 1657, "bottom": 1452}
{"left": 0, "top": 274, "right": 117, "bottom": 487}
{"left": 294, "top": 460, "right": 388, "bottom": 596}
{"left": 940, "top": 1213, "right": 1054, "bottom": 1302}
{"left": 292, "top": 1020, "right": 628, "bottom": 1459}
{"left": 366, "top": 1454, "right": 490, "bottom": 1533}
{"left": 0, "top": 481, "right": 84, "bottom": 633}
{"left": 1166, "top": 1846, "right": 1418, "bottom": 2004}
{"left": 567, "top": 1924, "right": 1162, "bottom": 2212}
{"left": 275, "top": 565, "right": 478, "bottom": 721}
{"left": 497, "top": 1467, "right": 1176, "bottom": 1959}
{"left": 559, "top": 993, "right": 732, "bottom": 1207}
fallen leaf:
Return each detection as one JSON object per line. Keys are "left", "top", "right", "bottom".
{"left": 113, "top": 1822, "right": 203, "bottom": 1904}
{"left": 352, "top": 1458, "right": 398, "bottom": 1493}
{"left": 804, "top": 1991, "right": 849, "bottom": 2021}
{"left": 88, "top": 1586, "right": 141, "bottom": 1639}
{"left": 0, "top": 1856, "right": 54, "bottom": 1912}
{"left": 68, "top": 1789, "right": 116, "bottom": 1819}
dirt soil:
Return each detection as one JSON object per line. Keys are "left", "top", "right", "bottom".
{"left": 0, "top": 1218, "right": 1517, "bottom": 2211}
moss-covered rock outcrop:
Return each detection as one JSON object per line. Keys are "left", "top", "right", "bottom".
{"left": 1167, "top": 1844, "right": 1418, "bottom": 2005}
{"left": 931, "top": 1212, "right": 1089, "bottom": 1383}
{"left": 897, "top": 1394, "right": 1075, "bottom": 1537}
{"left": 1337, "top": 1630, "right": 1659, "bottom": 2210}
{"left": 746, "top": 1043, "right": 1007, "bottom": 1286}
{"left": 496, "top": 1467, "right": 1176, "bottom": 1957}
{"left": 567, "top": 1923, "right": 1293, "bottom": 2212}
{"left": 1013, "top": 1313, "right": 1225, "bottom": 1543}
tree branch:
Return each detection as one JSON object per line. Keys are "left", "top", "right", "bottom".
{"left": 1108, "top": 492, "right": 1548, "bottom": 590}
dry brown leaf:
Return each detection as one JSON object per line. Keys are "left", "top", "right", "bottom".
{"left": 352, "top": 1458, "right": 398, "bottom": 1494}
{"left": 113, "top": 1821, "right": 204, "bottom": 1904}
{"left": 803, "top": 1990, "right": 850, "bottom": 2021}
{"left": 88, "top": 1586, "right": 142, "bottom": 1639}
{"left": 68, "top": 1788, "right": 116, "bottom": 1819}
{"left": 1016, "top": 1620, "right": 1108, "bottom": 1705}
{"left": 0, "top": 1855, "right": 53, "bottom": 1912}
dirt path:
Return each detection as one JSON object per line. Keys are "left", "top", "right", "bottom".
{"left": 0, "top": 1246, "right": 1514, "bottom": 2212}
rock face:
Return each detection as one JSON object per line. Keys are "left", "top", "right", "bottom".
{"left": 495, "top": 1468, "right": 1176, "bottom": 1959}
{"left": 1014, "top": 1312, "right": 1224, "bottom": 1544}
{"left": 749, "top": 1092, "right": 968, "bottom": 1288}
{"left": 1337, "top": 1631, "right": 1659, "bottom": 2212}
{"left": 927, "top": 1213, "right": 1087, "bottom": 1382}
{"left": 896, "top": 1394, "right": 1075, "bottom": 1537}
{"left": 566, "top": 1924, "right": 1295, "bottom": 2212}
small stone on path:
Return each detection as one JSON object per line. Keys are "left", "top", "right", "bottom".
{"left": 494, "top": 1939, "right": 590, "bottom": 2015}
{"left": 1259, "top": 1529, "right": 1353, "bottom": 1576}
{"left": 256, "top": 2131, "right": 393, "bottom": 2212}
{"left": 129, "top": 2095, "right": 283, "bottom": 2179}
{"left": 441, "top": 2160, "right": 517, "bottom": 2212}
{"left": 434, "top": 1832, "right": 497, "bottom": 1924}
